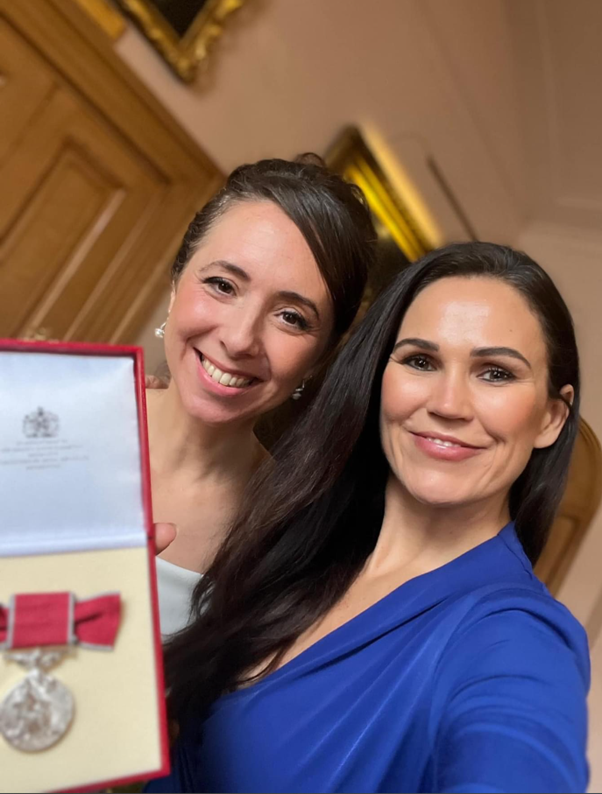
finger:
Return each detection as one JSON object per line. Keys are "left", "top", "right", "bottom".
{"left": 145, "top": 375, "right": 168, "bottom": 389}
{"left": 154, "top": 522, "right": 176, "bottom": 555}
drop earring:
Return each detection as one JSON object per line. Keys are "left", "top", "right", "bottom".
{"left": 291, "top": 381, "right": 305, "bottom": 401}
{"left": 154, "top": 321, "right": 167, "bottom": 339}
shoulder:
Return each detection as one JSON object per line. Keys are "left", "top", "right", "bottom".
{"left": 441, "top": 581, "right": 590, "bottom": 693}
{"left": 443, "top": 523, "right": 590, "bottom": 684}
{"left": 428, "top": 583, "right": 590, "bottom": 793}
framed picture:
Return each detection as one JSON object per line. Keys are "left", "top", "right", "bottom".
{"left": 116, "top": 0, "right": 246, "bottom": 82}
{"left": 326, "top": 126, "right": 433, "bottom": 319}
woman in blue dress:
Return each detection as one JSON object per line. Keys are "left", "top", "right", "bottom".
{"left": 151, "top": 242, "right": 590, "bottom": 793}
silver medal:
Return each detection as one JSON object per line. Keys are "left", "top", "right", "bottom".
{"left": 0, "top": 648, "right": 74, "bottom": 752}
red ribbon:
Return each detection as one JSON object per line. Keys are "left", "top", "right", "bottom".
{"left": 0, "top": 592, "right": 121, "bottom": 650}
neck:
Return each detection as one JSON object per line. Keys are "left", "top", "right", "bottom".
{"left": 146, "top": 382, "right": 263, "bottom": 481}
{"left": 365, "top": 473, "right": 510, "bottom": 579}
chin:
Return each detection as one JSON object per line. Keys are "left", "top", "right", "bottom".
{"left": 410, "top": 490, "right": 468, "bottom": 509}
{"left": 401, "top": 473, "right": 474, "bottom": 509}
{"left": 179, "top": 391, "right": 244, "bottom": 426}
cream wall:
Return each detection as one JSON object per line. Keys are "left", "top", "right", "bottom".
{"left": 115, "top": 0, "right": 525, "bottom": 243}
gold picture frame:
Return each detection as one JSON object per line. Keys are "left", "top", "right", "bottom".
{"left": 326, "top": 126, "right": 434, "bottom": 328}
{"left": 116, "top": 0, "right": 246, "bottom": 82}
{"left": 326, "top": 126, "right": 432, "bottom": 264}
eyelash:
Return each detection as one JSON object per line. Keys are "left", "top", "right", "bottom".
{"left": 402, "top": 354, "right": 515, "bottom": 383}
{"left": 278, "top": 311, "right": 310, "bottom": 331}
{"left": 481, "top": 366, "right": 515, "bottom": 383}
{"left": 203, "top": 277, "right": 310, "bottom": 332}
{"left": 204, "top": 276, "right": 235, "bottom": 295}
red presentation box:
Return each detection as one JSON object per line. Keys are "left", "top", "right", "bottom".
{"left": 0, "top": 339, "right": 169, "bottom": 793}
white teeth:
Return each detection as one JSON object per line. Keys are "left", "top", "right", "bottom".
{"left": 428, "top": 437, "right": 461, "bottom": 448}
{"left": 200, "top": 355, "right": 253, "bottom": 388}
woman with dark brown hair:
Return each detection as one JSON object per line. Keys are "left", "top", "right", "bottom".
{"left": 148, "top": 155, "right": 375, "bottom": 636}
{"left": 153, "top": 242, "right": 589, "bottom": 793}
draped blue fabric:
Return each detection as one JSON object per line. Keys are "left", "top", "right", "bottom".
{"left": 148, "top": 523, "right": 590, "bottom": 793}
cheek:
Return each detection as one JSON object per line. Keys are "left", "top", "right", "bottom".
{"left": 170, "top": 289, "right": 217, "bottom": 336}
{"left": 264, "top": 330, "right": 324, "bottom": 383}
{"left": 380, "top": 367, "right": 429, "bottom": 424}
{"left": 476, "top": 388, "right": 544, "bottom": 443}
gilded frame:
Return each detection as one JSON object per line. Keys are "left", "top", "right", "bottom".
{"left": 326, "top": 126, "right": 432, "bottom": 263}
{"left": 116, "top": 0, "right": 246, "bottom": 82}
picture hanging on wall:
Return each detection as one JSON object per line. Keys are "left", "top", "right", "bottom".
{"left": 325, "top": 125, "right": 433, "bottom": 327}
{"left": 116, "top": 0, "right": 246, "bottom": 82}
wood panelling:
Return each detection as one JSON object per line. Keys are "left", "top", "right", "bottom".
{"left": 0, "top": 0, "right": 222, "bottom": 344}
{"left": 0, "top": 18, "right": 54, "bottom": 166}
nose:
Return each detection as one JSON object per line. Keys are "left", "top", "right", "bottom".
{"left": 426, "top": 369, "right": 473, "bottom": 422}
{"left": 219, "top": 305, "right": 263, "bottom": 360}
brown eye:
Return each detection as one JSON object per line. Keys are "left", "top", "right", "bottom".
{"left": 204, "top": 277, "right": 235, "bottom": 295}
{"left": 481, "top": 366, "right": 514, "bottom": 383}
{"left": 278, "top": 310, "right": 309, "bottom": 331}
{"left": 403, "top": 354, "right": 435, "bottom": 371}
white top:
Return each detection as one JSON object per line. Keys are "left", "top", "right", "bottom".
{"left": 156, "top": 557, "right": 203, "bottom": 639}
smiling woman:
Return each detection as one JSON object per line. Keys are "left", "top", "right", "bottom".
{"left": 163, "top": 201, "right": 336, "bottom": 428}
{"left": 146, "top": 155, "right": 375, "bottom": 636}
{"left": 155, "top": 242, "right": 589, "bottom": 794}
{"left": 381, "top": 275, "right": 572, "bottom": 521}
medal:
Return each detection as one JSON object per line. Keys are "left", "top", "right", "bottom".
{"left": 0, "top": 648, "right": 74, "bottom": 752}
{"left": 0, "top": 592, "right": 121, "bottom": 752}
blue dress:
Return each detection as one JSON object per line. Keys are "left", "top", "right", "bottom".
{"left": 148, "top": 523, "right": 590, "bottom": 793}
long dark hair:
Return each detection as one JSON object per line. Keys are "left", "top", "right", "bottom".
{"left": 166, "top": 242, "right": 580, "bottom": 720}
{"left": 171, "top": 154, "right": 375, "bottom": 341}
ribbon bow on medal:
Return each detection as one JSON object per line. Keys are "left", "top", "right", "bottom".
{"left": 0, "top": 592, "right": 121, "bottom": 752}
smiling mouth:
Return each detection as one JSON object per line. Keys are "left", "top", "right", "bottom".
{"left": 411, "top": 432, "right": 482, "bottom": 450}
{"left": 197, "top": 352, "right": 257, "bottom": 389}
{"left": 423, "top": 437, "right": 465, "bottom": 449}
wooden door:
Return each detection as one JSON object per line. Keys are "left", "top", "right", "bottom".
{"left": 0, "top": 0, "right": 222, "bottom": 343}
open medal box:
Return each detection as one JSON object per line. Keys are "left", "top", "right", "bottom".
{"left": 0, "top": 339, "right": 169, "bottom": 793}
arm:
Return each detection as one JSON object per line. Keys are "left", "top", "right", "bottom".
{"left": 431, "top": 601, "right": 590, "bottom": 793}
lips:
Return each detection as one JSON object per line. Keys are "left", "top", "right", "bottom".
{"left": 411, "top": 432, "right": 482, "bottom": 449}
{"left": 410, "top": 431, "right": 484, "bottom": 462}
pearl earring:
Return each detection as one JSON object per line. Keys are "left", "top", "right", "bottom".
{"left": 292, "top": 381, "right": 305, "bottom": 401}
{"left": 154, "top": 321, "right": 167, "bottom": 339}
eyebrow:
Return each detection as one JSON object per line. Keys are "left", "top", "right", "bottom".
{"left": 392, "top": 339, "right": 532, "bottom": 369}
{"left": 201, "top": 260, "right": 250, "bottom": 281}
{"left": 392, "top": 338, "right": 439, "bottom": 353}
{"left": 277, "top": 291, "right": 320, "bottom": 321}
{"left": 471, "top": 346, "right": 532, "bottom": 369}
{"left": 202, "top": 261, "right": 321, "bottom": 321}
